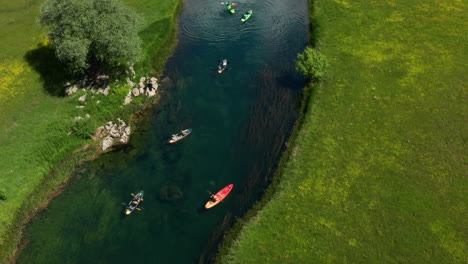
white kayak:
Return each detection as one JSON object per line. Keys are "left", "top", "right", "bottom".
{"left": 169, "top": 128, "right": 192, "bottom": 143}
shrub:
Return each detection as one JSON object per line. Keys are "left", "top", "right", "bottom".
{"left": 295, "top": 47, "right": 328, "bottom": 81}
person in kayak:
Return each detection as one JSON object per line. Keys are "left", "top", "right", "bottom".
{"left": 209, "top": 195, "right": 217, "bottom": 202}
{"left": 225, "top": 2, "right": 235, "bottom": 13}
{"left": 130, "top": 193, "right": 143, "bottom": 204}
{"left": 218, "top": 59, "right": 228, "bottom": 73}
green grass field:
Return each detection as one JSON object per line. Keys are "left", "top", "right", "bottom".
{"left": 220, "top": 0, "right": 467, "bottom": 263}
{"left": 0, "top": 0, "right": 180, "bottom": 261}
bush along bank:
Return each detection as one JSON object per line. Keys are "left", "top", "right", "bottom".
{"left": 0, "top": 0, "right": 183, "bottom": 262}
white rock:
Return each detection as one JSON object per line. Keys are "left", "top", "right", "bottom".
{"left": 139, "top": 87, "right": 145, "bottom": 95}
{"left": 101, "top": 136, "right": 114, "bottom": 151}
{"left": 98, "top": 74, "right": 109, "bottom": 81}
{"left": 131, "top": 88, "right": 140, "bottom": 97}
{"left": 118, "top": 124, "right": 127, "bottom": 133}
{"left": 78, "top": 94, "right": 87, "bottom": 102}
{"left": 109, "top": 125, "right": 120, "bottom": 138}
{"left": 94, "top": 126, "right": 107, "bottom": 139}
{"left": 129, "top": 64, "right": 136, "bottom": 77}
{"left": 120, "top": 134, "right": 130, "bottom": 144}
{"left": 102, "top": 85, "right": 110, "bottom": 96}
{"left": 126, "top": 77, "right": 135, "bottom": 87}
{"left": 75, "top": 116, "right": 83, "bottom": 120}
{"left": 124, "top": 91, "right": 132, "bottom": 105}
{"left": 65, "top": 85, "right": 79, "bottom": 95}
{"left": 124, "top": 125, "right": 131, "bottom": 135}
{"left": 85, "top": 114, "right": 90, "bottom": 119}
{"left": 76, "top": 105, "right": 85, "bottom": 109}
{"left": 105, "top": 121, "right": 113, "bottom": 131}
{"left": 147, "top": 89, "right": 156, "bottom": 97}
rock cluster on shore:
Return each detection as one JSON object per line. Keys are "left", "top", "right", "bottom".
{"left": 64, "top": 74, "right": 158, "bottom": 106}
{"left": 124, "top": 76, "right": 158, "bottom": 105}
{"left": 65, "top": 74, "right": 111, "bottom": 96}
{"left": 65, "top": 70, "right": 159, "bottom": 151}
{"left": 93, "top": 118, "right": 131, "bottom": 151}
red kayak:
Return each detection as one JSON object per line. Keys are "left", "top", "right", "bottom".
{"left": 205, "top": 184, "right": 234, "bottom": 209}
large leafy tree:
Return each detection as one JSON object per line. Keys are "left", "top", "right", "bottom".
{"left": 39, "top": 0, "right": 143, "bottom": 74}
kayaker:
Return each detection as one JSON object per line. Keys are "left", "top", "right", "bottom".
{"left": 146, "top": 82, "right": 153, "bottom": 91}
{"left": 209, "top": 195, "right": 217, "bottom": 202}
{"left": 218, "top": 59, "right": 228, "bottom": 72}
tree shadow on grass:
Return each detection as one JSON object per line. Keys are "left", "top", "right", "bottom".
{"left": 24, "top": 43, "right": 72, "bottom": 97}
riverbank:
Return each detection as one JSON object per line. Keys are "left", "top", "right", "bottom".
{"left": 0, "top": 0, "right": 182, "bottom": 262}
{"left": 220, "top": 0, "right": 466, "bottom": 263}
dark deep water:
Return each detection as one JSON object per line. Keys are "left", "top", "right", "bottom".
{"left": 18, "top": 0, "right": 308, "bottom": 263}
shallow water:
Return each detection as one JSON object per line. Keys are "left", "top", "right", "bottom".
{"left": 18, "top": 0, "right": 308, "bottom": 263}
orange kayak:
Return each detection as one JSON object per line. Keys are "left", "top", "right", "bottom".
{"left": 205, "top": 184, "right": 234, "bottom": 209}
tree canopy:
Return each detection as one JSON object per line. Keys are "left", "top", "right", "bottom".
{"left": 39, "top": 0, "right": 144, "bottom": 74}
{"left": 295, "top": 47, "right": 328, "bottom": 81}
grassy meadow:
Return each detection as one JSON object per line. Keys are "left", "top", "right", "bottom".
{"left": 0, "top": 0, "right": 180, "bottom": 261}
{"left": 220, "top": 0, "right": 467, "bottom": 263}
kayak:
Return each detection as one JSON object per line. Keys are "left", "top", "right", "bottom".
{"left": 205, "top": 184, "right": 234, "bottom": 209}
{"left": 125, "top": 190, "right": 144, "bottom": 215}
{"left": 218, "top": 59, "right": 228, "bottom": 74}
{"left": 169, "top": 128, "right": 192, "bottom": 143}
{"left": 226, "top": 3, "right": 235, "bottom": 13}
{"left": 241, "top": 10, "right": 253, "bottom": 22}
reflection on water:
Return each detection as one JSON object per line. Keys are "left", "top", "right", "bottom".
{"left": 18, "top": 0, "right": 308, "bottom": 263}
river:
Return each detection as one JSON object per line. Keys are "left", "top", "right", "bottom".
{"left": 18, "top": 0, "right": 308, "bottom": 263}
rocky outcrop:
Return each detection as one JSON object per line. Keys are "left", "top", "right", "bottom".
{"left": 65, "top": 74, "right": 112, "bottom": 96}
{"left": 64, "top": 69, "right": 159, "bottom": 107}
{"left": 123, "top": 76, "right": 158, "bottom": 105}
{"left": 94, "top": 118, "right": 131, "bottom": 151}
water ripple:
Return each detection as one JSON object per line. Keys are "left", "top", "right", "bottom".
{"left": 180, "top": 0, "right": 308, "bottom": 59}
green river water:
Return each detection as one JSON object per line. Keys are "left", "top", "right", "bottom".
{"left": 18, "top": 0, "right": 308, "bottom": 263}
